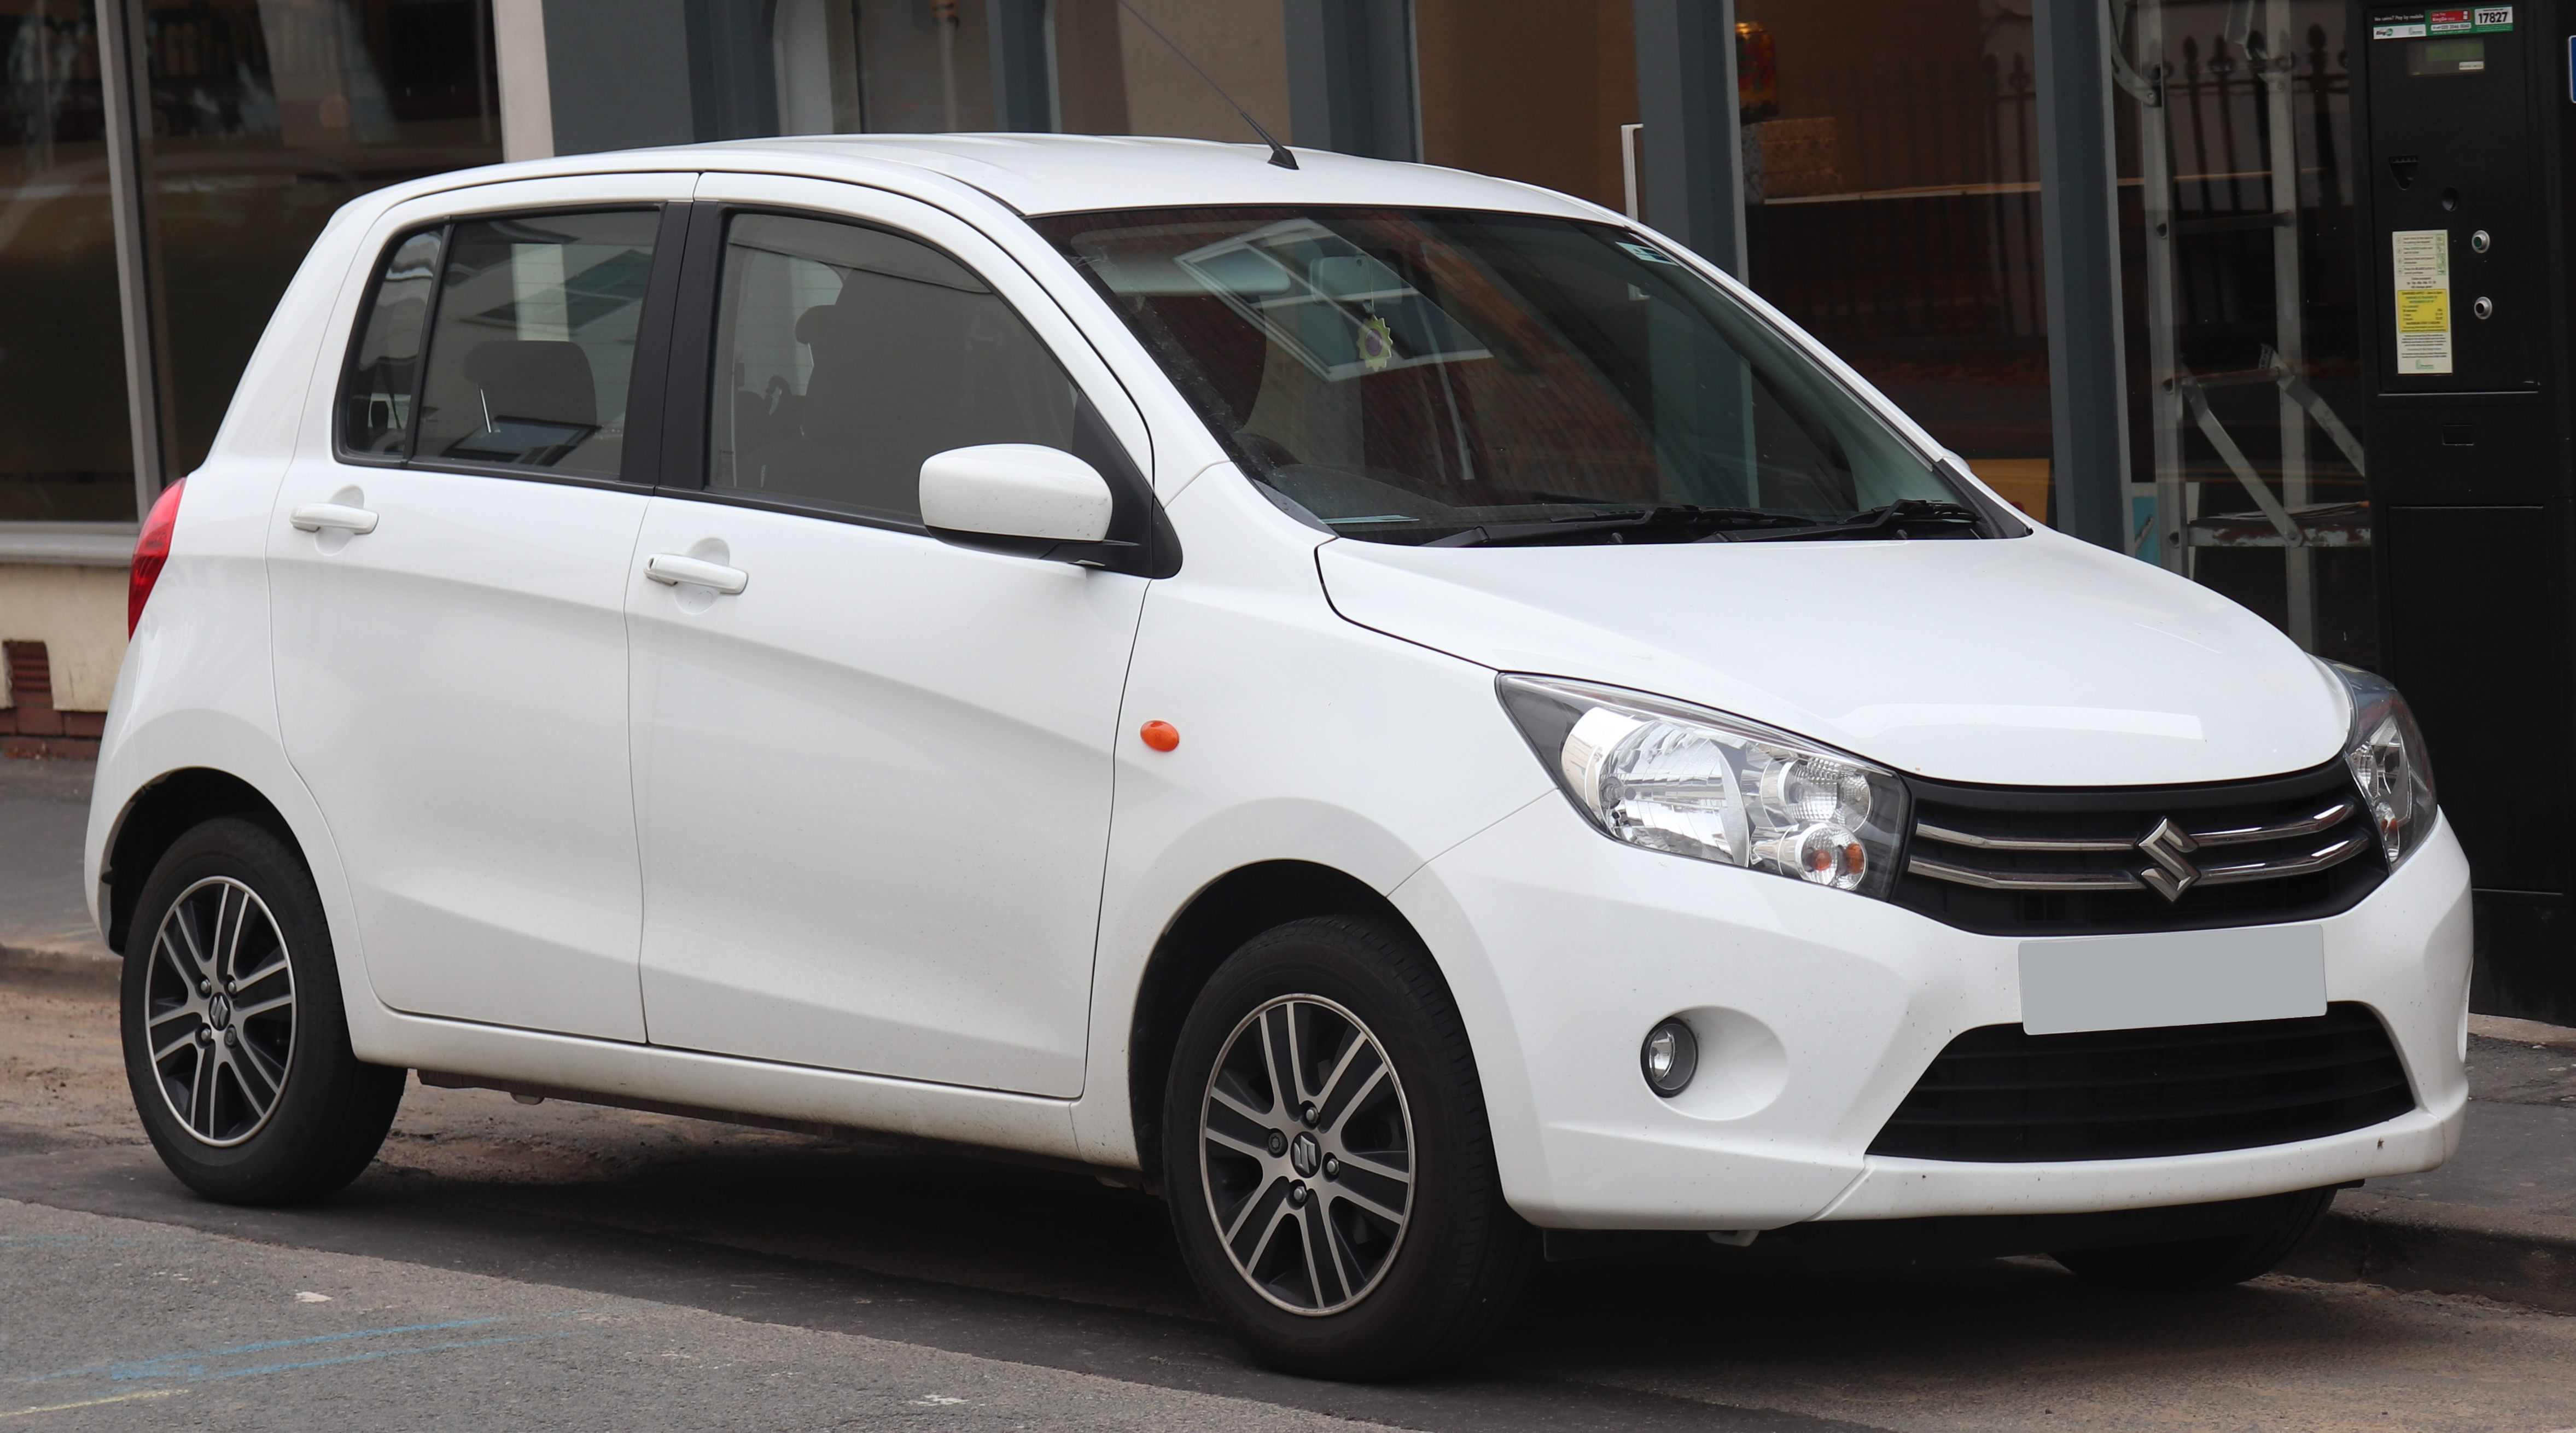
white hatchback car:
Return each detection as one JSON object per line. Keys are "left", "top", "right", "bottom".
{"left": 95, "top": 135, "right": 2466, "bottom": 1379}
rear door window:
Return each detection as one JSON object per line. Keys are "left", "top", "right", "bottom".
{"left": 339, "top": 209, "right": 662, "bottom": 479}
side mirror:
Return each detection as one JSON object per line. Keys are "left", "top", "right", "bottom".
{"left": 919, "top": 444, "right": 1134, "bottom": 566}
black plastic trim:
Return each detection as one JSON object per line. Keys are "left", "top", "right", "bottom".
{"left": 1868, "top": 1004, "right": 2415, "bottom": 1163}
{"left": 655, "top": 200, "right": 730, "bottom": 493}
{"left": 617, "top": 202, "right": 697, "bottom": 489}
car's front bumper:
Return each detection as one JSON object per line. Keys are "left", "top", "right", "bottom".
{"left": 1392, "top": 794, "right": 2472, "bottom": 1230}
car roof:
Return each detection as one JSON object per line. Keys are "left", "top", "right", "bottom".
{"left": 660, "top": 133, "right": 1610, "bottom": 221}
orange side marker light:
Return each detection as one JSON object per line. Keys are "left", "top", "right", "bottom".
{"left": 1140, "top": 720, "right": 1180, "bottom": 752}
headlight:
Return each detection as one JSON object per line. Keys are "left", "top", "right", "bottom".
{"left": 2318, "top": 659, "right": 2437, "bottom": 867}
{"left": 1497, "top": 674, "right": 1911, "bottom": 898}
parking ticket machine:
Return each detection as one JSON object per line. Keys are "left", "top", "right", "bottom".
{"left": 2354, "top": 2, "right": 2576, "bottom": 1021}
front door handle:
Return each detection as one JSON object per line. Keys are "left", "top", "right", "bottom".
{"left": 644, "top": 552, "right": 749, "bottom": 595}
{"left": 289, "top": 503, "right": 378, "bottom": 534}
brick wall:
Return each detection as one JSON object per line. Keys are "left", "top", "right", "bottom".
{"left": 1, "top": 643, "right": 103, "bottom": 760}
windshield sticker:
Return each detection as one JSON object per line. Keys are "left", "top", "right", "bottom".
{"left": 1616, "top": 241, "right": 1682, "bottom": 265}
{"left": 2375, "top": 6, "right": 2510, "bottom": 37}
{"left": 2393, "top": 229, "right": 2453, "bottom": 375}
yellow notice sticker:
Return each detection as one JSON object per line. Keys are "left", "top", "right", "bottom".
{"left": 2397, "top": 289, "right": 2449, "bottom": 330}
{"left": 2392, "top": 229, "right": 2452, "bottom": 375}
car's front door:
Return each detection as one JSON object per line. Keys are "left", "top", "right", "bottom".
{"left": 624, "top": 176, "right": 1155, "bottom": 1097}
{"left": 269, "top": 177, "right": 691, "bottom": 1040}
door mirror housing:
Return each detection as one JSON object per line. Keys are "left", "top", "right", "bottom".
{"left": 920, "top": 444, "right": 1134, "bottom": 567}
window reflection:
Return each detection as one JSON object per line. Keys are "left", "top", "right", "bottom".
{"left": 1053, "top": 0, "right": 1287, "bottom": 144}
{"left": 143, "top": 0, "right": 500, "bottom": 475}
{"left": 1735, "top": 0, "right": 2053, "bottom": 527}
{"left": 857, "top": 0, "right": 992, "bottom": 132}
{"left": 2111, "top": 0, "right": 2372, "bottom": 666}
{"left": 1414, "top": 0, "right": 1636, "bottom": 212}
{"left": 1, "top": 1, "right": 133, "bottom": 521}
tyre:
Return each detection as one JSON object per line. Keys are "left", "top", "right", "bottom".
{"left": 119, "top": 816, "right": 405, "bottom": 1204}
{"left": 1162, "top": 916, "right": 1531, "bottom": 1380}
{"left": 2051, "top": 1186, "right": 2338, "bottom": 1290}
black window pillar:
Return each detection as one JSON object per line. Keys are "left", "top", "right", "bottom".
{"left": 1285, "top": 0, "right": 1416, "bottom": 160}
{"left": 1630, "top": 0, "right": 1745, "bottom": 277}
{"left": 95, "top": 0, "right": 174, "bottom": 509}
{"left": 989, "top": 0, "right": 1054, "bottom": 131}
{"left": 2033, "top": 0, "right": 2131, "bottom": 552}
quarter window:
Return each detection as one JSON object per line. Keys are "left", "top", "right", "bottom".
{"left": 708, "top": 212, "right": 1081, "bottom": 522}
{"left": 342, "top": 230, "right": 441, "bottom": 456}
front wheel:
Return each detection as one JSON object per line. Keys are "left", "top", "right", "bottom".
{"left": 1162, "top": 916, "right": 1530, "bottom": 1379}
{"left": 2052, "top": 1186, "right": 2338, "bottom": 1290}
{"left": 120, "top": 816, "right": 405, "bottom": 1204}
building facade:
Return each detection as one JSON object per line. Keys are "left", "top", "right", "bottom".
{"left": 1, "top": 2, "right": 2390, "bottom": 923}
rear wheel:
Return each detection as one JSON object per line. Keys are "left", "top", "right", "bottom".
{"left": 1162, "top": 916, "right": 1530, "bottom": 1379}
{"left": 120, "top": 817, "right": 404, "bottom": 1204}
{"left": 2052, "top": 1186, "right": 2338, "bottom": 1290}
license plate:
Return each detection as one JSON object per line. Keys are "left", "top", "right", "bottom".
{"left": 2017, "top": 924, "right": 2326, "bottom": 1036}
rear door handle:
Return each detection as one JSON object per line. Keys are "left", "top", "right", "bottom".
{"left": 644, "top": 553, "right": 749, "bottom": 595}
{"left": 289, "top": 503, "right": 378, "bottom": 534}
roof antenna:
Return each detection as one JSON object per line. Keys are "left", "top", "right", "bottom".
{"left": 1115, "top": 0, "right": 1298, "bottom": 170}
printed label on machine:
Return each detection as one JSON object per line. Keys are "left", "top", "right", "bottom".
{"left": 2393, "top": 229, "right": 2453, "bottom": 374}
{"left": 2373, "top": 6, "right": 2511, "bottom": 37}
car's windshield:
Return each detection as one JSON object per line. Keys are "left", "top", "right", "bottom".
{"left": 1031, "top": 206, "right": 1985, "bottom": 547}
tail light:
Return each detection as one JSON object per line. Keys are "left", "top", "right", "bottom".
{"left": 129, "top": 478, "right": 186, "bottom": 636}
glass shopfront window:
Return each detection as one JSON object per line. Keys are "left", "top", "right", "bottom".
{"left": 144, "top": 0, "right": 501, "bottom": 476}
{"left": 2110, "top": 0, "right": 2371, "bottom": 666}
{"left": 1734, "top": 0, "right": 2053, "bottom": 527}
{"left": 857, "top": 0, "right": 993, "bottom": 133}
{"left": 1413, "top": 0, "right": 1635, "bottom": 213}
{"left": 2, "top": 1, "right": 133, "bottom": 521}
{"left": 1053, "top": 0, "right": 1287, "bottom": 145}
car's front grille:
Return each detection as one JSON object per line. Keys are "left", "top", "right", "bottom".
{"left": 1867, "top": 1004, "right": 2414, "bottom": 1163}
{"left": 1891, "top": 761, "right": 2386, "bottom": 935}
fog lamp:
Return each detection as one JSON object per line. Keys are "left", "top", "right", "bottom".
{"left": 1641, "top": 1018, "right": 1699, "bottom": 1097}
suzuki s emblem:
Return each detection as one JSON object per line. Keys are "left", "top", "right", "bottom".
{"left": 2135, "top": 818, "right": 2202, "bottom": 902}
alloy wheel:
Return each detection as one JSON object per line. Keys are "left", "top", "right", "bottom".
{"left": 1199, "top": 994, "right": 1415, "bottom": 1315}
{"left": 143, "top": 876, "right": 297, "bottom": 1146}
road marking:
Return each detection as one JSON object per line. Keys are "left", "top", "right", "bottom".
{"left": 0, "top": 1389, "right": 183, "bottom": 1420}
{"left": 24, "top": 1315, "right": 516, "bottom": 1383}
{"left": 204, "top": 1331, "right": 570, "bottom": 1380}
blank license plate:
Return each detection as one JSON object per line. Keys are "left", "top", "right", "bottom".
{"left": 2017, "top": 924, "right": 2326, "bottom": 1036}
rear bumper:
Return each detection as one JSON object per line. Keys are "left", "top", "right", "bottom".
{"left": 1395, "top": 796, "right": 2473, "bottom": 1230}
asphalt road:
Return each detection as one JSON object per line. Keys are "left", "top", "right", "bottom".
{"left": 9, "top": 978, "right": 2576, "bottom": 1432}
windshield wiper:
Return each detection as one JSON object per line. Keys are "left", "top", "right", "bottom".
{"left": 1702, "top": 499, "right": 1986, "bottom": 543}
{"left": 1423, "top": 505, "right": 1820, "bottom": 548}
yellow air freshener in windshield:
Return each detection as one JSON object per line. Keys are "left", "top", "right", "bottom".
{"left": 1359, "top": 314, "right": 1395, "bottom": 371}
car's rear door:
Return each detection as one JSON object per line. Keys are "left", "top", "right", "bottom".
{"left": 267, "top": 175, "right": 692, "bottom": 1040}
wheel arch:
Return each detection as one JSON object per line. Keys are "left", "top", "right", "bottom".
{"left": 1126, "top": 859, "right": 1433, "bottom": 1186}
{"left": 102, "top": 768, "right": 297, "bottom": 955}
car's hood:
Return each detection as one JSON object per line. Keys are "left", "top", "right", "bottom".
{"left": 1316, "top": 531, "right": 2348, "bottom": 787}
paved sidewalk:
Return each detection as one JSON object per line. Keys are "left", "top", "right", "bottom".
{"left": 0, "top": 759, "right": 100, "bottom": 956}
{"left": 5, "top": 755, "right": 2574, "bottom": 1313}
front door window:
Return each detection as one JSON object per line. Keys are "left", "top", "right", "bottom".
{"left": 708, "top": 212, "right": 1081, "bottom": 522}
